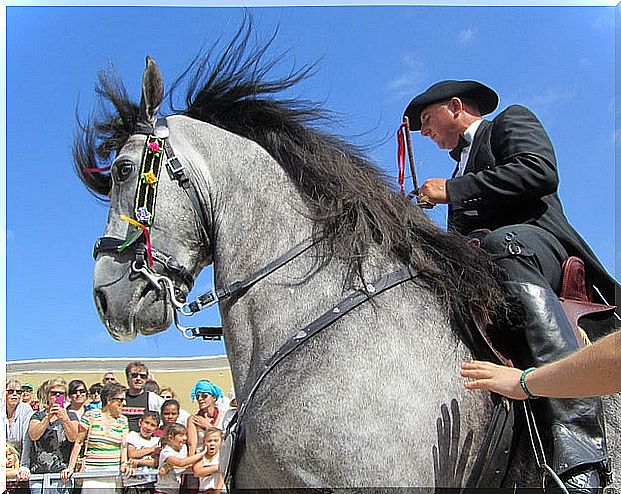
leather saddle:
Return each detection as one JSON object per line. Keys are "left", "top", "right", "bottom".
{"left": 558, "top": 256, "right": 616, "bottom": 347}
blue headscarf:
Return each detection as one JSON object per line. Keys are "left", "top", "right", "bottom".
{"left": 190, "top": 380, "right": 224, "bottom": 401}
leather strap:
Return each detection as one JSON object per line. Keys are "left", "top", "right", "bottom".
{"left": 185, "top": 237, "right": 319, "bottom": 313}
{"left": 225, "top": 266, "right": 421, "bottom": 487}
{"left": 161, "top": 135, "right": 211, "bottom": 238}
{"left": 93, "top": 236, "right": 194, "bottom": 288}
{"left": 465, "top": 398, "right": 515, "bottom": 488}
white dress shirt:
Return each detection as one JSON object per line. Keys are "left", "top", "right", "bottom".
{"left": 456, "top": 119, "right": 484, "bottom": 177}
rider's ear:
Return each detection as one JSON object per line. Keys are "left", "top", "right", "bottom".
{"left": 139, "top": 56, "right": 164, "bottom": 126}
{"left": 448, "top": 97, "right": 463, "bottom": 114}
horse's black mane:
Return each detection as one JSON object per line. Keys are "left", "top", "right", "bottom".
{"left": 75, "top": 18, "right": 516, "bottom": 329}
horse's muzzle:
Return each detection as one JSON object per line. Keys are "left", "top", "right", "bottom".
{"left": 93, "top": 258, "right": 174, "bottom": 341}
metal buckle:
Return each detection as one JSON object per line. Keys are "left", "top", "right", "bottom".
{"left": 172, "top": 313, "right": 222, "bottom": 341}
{"left": 507, "top": 243, "right": 522, "bottom": 255}
{"left": 166, "top": 155, "right": 185, "bottom": 179}
{"left": 173, "top": 311, "right": 198, "bottom": 340}
{"left": 180, "top": 289, "right": 218, "bottom": 316}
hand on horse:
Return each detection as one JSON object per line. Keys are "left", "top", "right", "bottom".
{"left": 418, "top": 178, "right": 448, "bottom": 204}
{"left": 460, "top": 360, "right": 527, "bottom": 400}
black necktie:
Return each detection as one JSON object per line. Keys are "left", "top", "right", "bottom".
{"left": 449, "top": 134, "right": 470, "bottom": 162}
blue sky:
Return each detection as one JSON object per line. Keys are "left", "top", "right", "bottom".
{"left": 3, "top": 2, "right": 618, "bottom": 361}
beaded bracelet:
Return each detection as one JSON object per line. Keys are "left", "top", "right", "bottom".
{"left": 519, "top": 367, "right": 538, "bottom": 399}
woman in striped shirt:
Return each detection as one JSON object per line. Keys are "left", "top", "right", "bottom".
{"left": 61, "top": 383, "right": 133, "bottom": 493}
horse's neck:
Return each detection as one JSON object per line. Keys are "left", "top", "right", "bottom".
{"left": 181, "top": 118, "right": 382, "bottom": 398}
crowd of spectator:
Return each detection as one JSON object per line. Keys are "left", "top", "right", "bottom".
{"left": 3, "top": 361, "right": 235, "bottom": 494}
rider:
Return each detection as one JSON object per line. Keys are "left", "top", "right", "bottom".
{"left": 403, "top": 80, "right": 619, "bottom": 491}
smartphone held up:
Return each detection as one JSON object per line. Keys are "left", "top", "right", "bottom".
{"left": 55, "top": 394, "right": 65, "bottom": 408}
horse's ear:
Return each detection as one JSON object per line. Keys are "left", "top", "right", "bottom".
{"left": 139, "top": 56, "right": 164, "bottom": 126}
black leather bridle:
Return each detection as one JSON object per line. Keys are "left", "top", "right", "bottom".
{"left": 92, "top": 118, "right": 321, "bottom": 340}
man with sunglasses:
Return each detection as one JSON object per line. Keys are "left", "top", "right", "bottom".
{"left": 102, "top": 372, "right": 118, "bottom": 385}
{"left": 122, "top": 361, "right": 164, "bottom": 432}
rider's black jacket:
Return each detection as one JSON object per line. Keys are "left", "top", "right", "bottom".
{"left": 445, "top": 104, "right": 619, "bottom": 317}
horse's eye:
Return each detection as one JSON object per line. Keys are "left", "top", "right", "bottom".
{"left": 114, "top": 161, "right": 134, "bottom": 182}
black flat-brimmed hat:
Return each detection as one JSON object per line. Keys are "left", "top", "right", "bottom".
{"left": 404, "top": 80, "right": 499, "bottom": 131}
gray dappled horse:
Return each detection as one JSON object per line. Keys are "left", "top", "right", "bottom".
{"left": 78, "top": 26, "right": 619, "bottom": 490}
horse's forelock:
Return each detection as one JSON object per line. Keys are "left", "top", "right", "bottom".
{"left": 74, "top": 72, "right": 140, "bottom": 199}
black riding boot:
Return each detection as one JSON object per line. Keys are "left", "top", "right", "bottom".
{"left": 503, "top": 282, "right": 608, "bottom": 491}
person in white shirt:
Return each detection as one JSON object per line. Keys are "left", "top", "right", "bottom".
{"left": 125, "top": 411, "right": 161, "bottom": 494}
{"left": 194, "top": 427, "right": 224, "bottom": 494}
{"left": 155, "top": 424, "right": 205, "bottom": 494}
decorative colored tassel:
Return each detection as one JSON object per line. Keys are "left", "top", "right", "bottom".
{"left": 119, "top": 215, "right": 154, "bottom": 267}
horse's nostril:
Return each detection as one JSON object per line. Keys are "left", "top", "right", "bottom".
{"left": 94, "top": 289, "right": 108, "bottom": 316}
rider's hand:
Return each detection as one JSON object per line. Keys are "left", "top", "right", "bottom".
{"left": 418, "top": 178, "right": 448, "bottom": 204}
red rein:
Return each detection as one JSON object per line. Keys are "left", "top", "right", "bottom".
{"left": 396, "top": 122, "right": 407, "bottom": 194}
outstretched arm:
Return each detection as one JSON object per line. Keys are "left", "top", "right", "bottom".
{"left": 461, "top": 330, "right": 621, "bottom": 399}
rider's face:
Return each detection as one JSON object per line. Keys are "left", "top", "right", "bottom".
{"left": 420, "top": 101, "right": 460, "bottom": 150}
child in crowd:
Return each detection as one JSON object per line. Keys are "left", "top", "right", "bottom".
{"left": 4, "top": 443, "right": 21, "bottom": 479}
{"left": 155, "top": 400, "right": 181, "bottom": 439}
{"left": 155, "top": 424, "right": 206, "bottom": 494}
{"left": 125, "top": 411, "right": 162, "bottom": 494}
{"left": 4, "top": 443, "right": 22, "bottom": 494}
{"left": 193, "top": 427, "right": 224, "bottom": 494}
{"left": 85, "top": 383, "right": 103, "bottom": 411}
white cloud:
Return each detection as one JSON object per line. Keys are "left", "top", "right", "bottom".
{"left": 520, "top": 85, "right": 576, "bottom": 110}
{"left": 385, "top": 54, "right": 428, "bottom": 99}
{"left": 458, "top": 28, "right": 477, "bottom": 44}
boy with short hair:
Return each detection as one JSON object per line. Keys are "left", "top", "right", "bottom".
{"left": 193, "top": 427, "right": 224, "bottom": 494}
{"left": 85, "top": 383, "right": 103, "bottom": 412}
{"left": 125, "top": 411, "right": 162, "bottom": 494}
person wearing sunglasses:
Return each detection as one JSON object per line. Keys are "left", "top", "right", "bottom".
{"left": 27, "top": 378, "right": 79, "bottom": 494}
{"left": 20, "top": 383, "right": 40, "bottom": 412}
{"left": 102, "top": 372, "right": 117, "bottom": 385}
{"left": 85, "top": 383, "right": 104, "bottom": 412}
{"left": 62, "top": 383, "right": 133, "bottom": 493}
{"left": 66, "top": 380, "right": 89, "bottom": 420}
{"left": 122, "top": 361, "right": 164, "bottom": 433}
{"left": 184, "top": 380, "right": 226, "bottom": 493}
{"left": 3, "top": 379, "right": 34, "bottom": 484}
